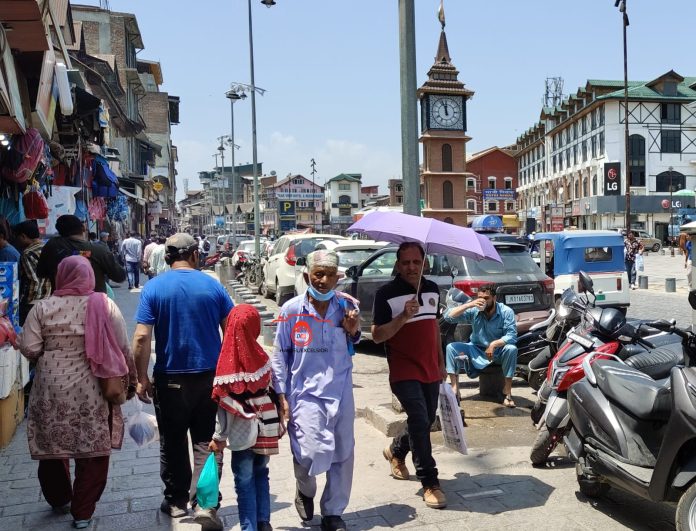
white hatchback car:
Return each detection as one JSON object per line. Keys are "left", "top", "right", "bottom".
{"left": 294, "top": 240, "right": 389, "bottom": 297}
{"left": 262, "top": 233, "right": 346, "bottom": 305}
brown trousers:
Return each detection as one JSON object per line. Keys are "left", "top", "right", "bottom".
{"left": 37, "top": 456, "right": 110, "bottom": 520}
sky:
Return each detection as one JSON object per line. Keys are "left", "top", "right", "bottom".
{"left": 77, "top": 1, "right": 696, "bottom": 199}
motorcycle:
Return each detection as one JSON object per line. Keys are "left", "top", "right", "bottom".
{"left": 239, "top": 255, "right": 263, "bottom": 289}
{"left": 529, "top": 272, "right": 683, "bottom": 465}
{"left": 565, "top": 290, "right": 696, "bottom": 530}
{"left": 440, "top": 286, "right": 564, "bottom": 386}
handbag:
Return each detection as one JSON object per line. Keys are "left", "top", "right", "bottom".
{"left": 99, "top": 375, "right": 127, "bottom": 405}
{"left": 22, "top": 180, "right": 49, "bottom": 219}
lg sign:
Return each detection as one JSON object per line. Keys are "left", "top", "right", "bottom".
{"left": 662, "top": 199, "right": 683, "bottom": 209}
{"left": 603, "top": 162, "right": 621, "bottom": 196}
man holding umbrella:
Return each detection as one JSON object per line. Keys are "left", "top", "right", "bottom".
{"left": 372, "top": 242, "right": 447, "bottom": 509}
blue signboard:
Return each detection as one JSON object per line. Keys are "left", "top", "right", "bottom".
{"left": 280, "top": 218, "right": 296, "bottom": 232}
{"left": 278, "top": 200, "right": 296, "bottom": 218}
{"left": 482, "top": 189, "right": 516, "bottom": 201}
{"left": 215, "top": 216, "right": 225, "bottom": 227}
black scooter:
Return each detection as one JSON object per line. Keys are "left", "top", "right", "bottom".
{"left": 565, "top": 289, "right": 696, "bottom": 531}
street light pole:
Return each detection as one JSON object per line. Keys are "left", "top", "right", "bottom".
{"left": 615, "top": 0, "right": 630, "bottom": 230}
{"left": 310, "top": 158, "right": 318, "bottom": 231}
{"left": 670, "top": 166, "right": 675, "bottom": 257}
{"left": 226, "top": 91, "right": 243, "bottom": 251}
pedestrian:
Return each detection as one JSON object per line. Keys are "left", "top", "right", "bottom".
{"left": 13, "top": 220, "right": 50, "bottom": 325}
{"left": 372, "top": 241, "right": 447, "bottom": 509}
{"left": 209, "top": 304, "right": 281, "bottom": 531}
{"left": 148, "top": 236, "right": 168, "bottom": 277}
{"left": 142, "top": 234, "right": 158, "bottom": 279}
{"left": 96, "top": 231, "right": 110, "bottom": 248}
{"left": 624, "top": 231, "right": 644, "bottom": 290}
{"left": 88, "top": 231, "right": 98, "bottom": 244}
{"left": 133, "top": 233, "right": 233, "bottom": 530}
{"left": 120, "top": 232, "right": 143, "bottom": 289}
{"left": 444, "top": 283, "right": 518, "bottom": 407}
{"left": 199, "top": 235, "right": 211, "bottom": 267}
{"left": 0, "top": 220, "right": 20, "bottom": 262}
{"left": 685, "top": 236, "right": 693, "bottom": 287}
{"left": 272, "top": 250, "right": 360, "bottom": 531}
{"left": 37, "top": 215, "right": 126, "bottom": 294}
{"left": 19, "top": 255, "right": 136, "bottom": 529}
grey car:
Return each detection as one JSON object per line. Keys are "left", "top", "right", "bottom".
{"left": 339, "top": 242, "right": 554, "bottom": 341}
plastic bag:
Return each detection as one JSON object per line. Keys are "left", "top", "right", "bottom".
{"left": 438, "top": 383, "right": 468, "bottom": 455}
{"left": 636, "top": 253, "right": 644, "bottom": 272}
{"left": 127, "top": 398, "right": 159, "bottom": 447}
{"left": 196, "top": 453, "right": 220, "bottom": 509}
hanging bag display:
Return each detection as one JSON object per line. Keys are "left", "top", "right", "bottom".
{"left": 22, "top": 181, "right": 49, "bottom": 220}
{"left": 2, "top": 128, "right": 45, "bottom": 183}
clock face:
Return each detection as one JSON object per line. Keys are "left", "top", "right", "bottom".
{"left": 431, "top": 97, "right": 462, "bottom": 128}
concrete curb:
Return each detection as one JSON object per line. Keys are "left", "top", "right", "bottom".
{"left": 357, "top": 405, "right": 406, "bottom": 438}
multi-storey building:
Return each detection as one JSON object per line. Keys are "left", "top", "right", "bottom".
{"left": 388, "top": 179, "right": 404, "bottom": 206}
{"left": 465, "top": 147, "right": 518, "bottom": 230}
{"left": 516, "top": 71, "right": 696, "bottom": 240}
{"left": 264, "top": 174, "right": 323, "bottom": 233}
{"left": 325, "top": 174, "right": 361, "bottom": 232}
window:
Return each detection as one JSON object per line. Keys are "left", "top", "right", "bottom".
{"left": 582, "top": 141, "right": 588, "bottom": 162}
{"left": 661, "top": 103, "right": 681, "bottom": 125}
{"left": 487, "top": 201, "right": 497, "bottom": 212}
{"left": 362, "top": 251, "right": 398, "bottom": 276}
{"left": 583, "top": 178, "right": 589, "bottom": 197}
{"left": 395, "top": 184, "right": 403, "bottom": 192}
{"left": 581, "top": 115, "right": 587, "bottom": 135}
{"left": 663, "top": 81, "right": 678, "bottom": 97}
{"left": 574, "top": 179, "right": 580, "bottom": 199}
{"left": 592, "top": 175, "right": 597, "bottom": 195}
{"left": 338, "top": 183, "right": 351, "bottom": 191}
{"left": 591, "top": 110, "right": 597, "bottom": 129}
{"left": 552, "top": 155, "right": 557, "bottom": 173}
{"left": 572, "top": 145, "right": 577, "bottom": 166}
{"left": 565, "top": 149, "right": 570, "bottom": 167}
{"left": 599, "top": 132, "right": 605, "bottom": 155}
{"left": 572, "top": 122, "right": 578, "bottom": 140}
{"left": 505, "top": 202, "right": 514, "bottom": 212}
{"left": 466, "top": 178, "right": 476, "bottom": 190}
{"left": 661, "top": 130, "right": 681, "bottom": 153}
{"left": 443, "top": 180, "right": 453, "bottom": 208}
{"left": 656, "top": 170, "right": 685, "bottom": 192}
{"left": 565, "top": 129, "right": 570, "bottom": 144}
{"left": 591, "top": 136, "right": 597, "bottom": 158}
{"left": 396, "top": 196, "right": 403, "bottom": 204}
{"left": 504, "top": 178, "right": 513, "bottom": 190}
{"left": 584, "top": 247, "right": 612, "bottom": 262}
{"left": 553, "top": 135, "right": 557, "bottom": 151}
{"left": 293, "top": 178, "right": 303, "bottom": 185}
{"left": 442, "top": 144, "right": 452, "bottom": 172}
{"left": 467, "top": 199, "right": 476, "bottom": 213}
{"left": 488, "top": 177, "right": 496, "bottom": 189}
{"left": 599, "top": 105, "right": 605, "bottom": 126}
{"left": 629, "top": 134, "right": 646, "bottom": 187}
{"left": 559, "top": 132, "right": 564, "bottom": 148}
{"left": 558, "top": 153, "right": 563, "bottom": 171}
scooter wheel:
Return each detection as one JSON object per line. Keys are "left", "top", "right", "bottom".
{"left": 530, "top": 425, "right": 559, "bottom": 465}
{"left": 528, "top": 369, "right": 547, "bottom": 392}
{"left": 577, "top": 472, "right": 610, "bottom": 498}
{"left": 675, "top": 480, "right": 696, "bottom": 530}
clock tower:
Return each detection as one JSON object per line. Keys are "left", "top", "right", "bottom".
{"left": 418, "top": 4, "right": 474, "bottom": 226}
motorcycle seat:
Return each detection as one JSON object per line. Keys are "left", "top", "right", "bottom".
{"left": 624, "top": 343, "right": 684, "bottom": 379}
{"left": 592, "top": 360, "right": 672, "bottom": 421}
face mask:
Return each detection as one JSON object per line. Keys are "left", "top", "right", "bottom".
{"left": 307, "top": 284, "right": 335, "bottom": 302}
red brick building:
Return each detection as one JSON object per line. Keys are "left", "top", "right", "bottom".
{"left": 465, "top": 147, "right": 519, "bottom": 230}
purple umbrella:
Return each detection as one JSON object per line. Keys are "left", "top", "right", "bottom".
{"left": 347, "top": 211, "right": 502, "bottom": 263}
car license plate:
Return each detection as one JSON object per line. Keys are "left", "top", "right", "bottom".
{"left": 596, "top": 293, "right": 606, "bottom": 301}
{"left": 505, "top": 294, "right": 534, "bottom": 305}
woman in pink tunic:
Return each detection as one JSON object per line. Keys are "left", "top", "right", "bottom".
{"left": 19, "top": 255, "right": 135, "bottom": 529}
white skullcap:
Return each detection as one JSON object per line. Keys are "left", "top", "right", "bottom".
{"left": 306, "top": 249, "right": 339, "bottom": 271}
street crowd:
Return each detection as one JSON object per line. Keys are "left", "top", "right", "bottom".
{"left": 14, "top": 216, "right": 526, "bottom": 531}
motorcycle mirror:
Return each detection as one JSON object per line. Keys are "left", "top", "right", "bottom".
{"left": 578, "top": 271, "right": 595, "bottom": 294}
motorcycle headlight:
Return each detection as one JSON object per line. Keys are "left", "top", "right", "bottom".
{"left": 558, "top": 304, "right": 570, "bottom": 318}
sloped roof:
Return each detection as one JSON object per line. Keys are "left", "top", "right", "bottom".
{"left": 327, "top": 173, "right": 362, "bottom": 183}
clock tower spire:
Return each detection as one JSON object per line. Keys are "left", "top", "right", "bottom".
{"left": 417, "top": 3, "right": 475, "bottom": 226}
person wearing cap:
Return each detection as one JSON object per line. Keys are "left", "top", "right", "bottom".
{"left": 37, "top": 215, "right": 126, "bottom": 294}
{"left": 272, "top": 249, "right": 360, "bottom": 531}
{"left": 133, "top": 233, "right": 233, "bottom": 530}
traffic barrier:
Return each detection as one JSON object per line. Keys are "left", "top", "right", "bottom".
{"left": 638, "top": 275, "right": 648, "bottom": 289}
{"left": 666, "top": 278, "right": 676, "bottom": 292}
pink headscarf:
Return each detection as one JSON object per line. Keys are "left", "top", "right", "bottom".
{"left": 54, "top": 255, "right": 127, "bottom": 378}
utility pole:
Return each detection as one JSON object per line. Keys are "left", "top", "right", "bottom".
{"left": 398, "top": 0, "right": 419, "bottom": 216}
{"left": 310, "top": 158, "right": 318, "bottom": 231}
{"left": 615, "top": 0, "right": 631, "bottom": 230}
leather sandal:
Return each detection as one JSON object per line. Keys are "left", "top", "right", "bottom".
{"left": 504, "top": 395, "right": 516, "bottom": 408}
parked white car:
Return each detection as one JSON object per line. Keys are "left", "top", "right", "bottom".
{"left": 294, "top": 240, "right": 389, "bottom": 296}
{"left": 261, "top": 233, "right": 346, "bottom": 304}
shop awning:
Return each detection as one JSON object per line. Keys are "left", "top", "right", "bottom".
{"left": 119, "top": 189, "right": 145, "bottom": 204}
{"left": 503, "top": 215, "right": 520, "bottom": 228}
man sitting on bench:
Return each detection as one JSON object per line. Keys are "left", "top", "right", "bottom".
{"left": 443, "top": 283, "right": 518, "bottom": 408}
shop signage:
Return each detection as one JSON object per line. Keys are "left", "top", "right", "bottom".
{"left": 276, "top": 192, "right": 323, "bottom": 200}
{"left": 572, "top": 200, "right": 581, "bottom": 216}
{"left": 603, "top": 162, "right": 621, "bottom": 196}
{"left": 278, "top": 200, "right": 296, "bottom": 218}
{"left": 662, "top": 199, "right": 684, "bottom": 209}
{"left": 483, "top": 189, "right": 516, "bottom": 201}
{"left": 280, "top": 218, "right": 296, "bottom": 231}
{"left": 551, "top": 217, "right": 564, "bottom": 231}
{"left": 551, "top": 206, "right": 563, "bottom": 218}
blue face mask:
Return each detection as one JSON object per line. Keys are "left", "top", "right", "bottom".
{"left": 307, "top": 284, "right": 335, "bottom": 302}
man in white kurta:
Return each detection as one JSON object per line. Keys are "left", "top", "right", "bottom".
{"left": 272, "top": 250, "right": 360, "bottom": 531}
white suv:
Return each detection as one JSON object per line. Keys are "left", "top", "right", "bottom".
{"left": 261, "top": 233, "right": 345, "bottom": 305}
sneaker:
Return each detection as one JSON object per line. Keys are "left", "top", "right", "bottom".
{"left": 72, "top": 520, "right": 91, "bottom": 529}
{"left": 423, "top": 486, "right": 447, "bottom": 509}
{"left": 320, "top": 515, "right": 347, "bottom": 531}
{"left": 383, "top": 445, "right": 410, "bottom": 480}
{"left": 52, "top": 504, "right": 71, "bottom": 515}
{"left": 193, "top": 507, "right": 223, "bottom": 531}
{"left": 294, "top": 483, "right": 314, "bottom": 521}
{"left": 160, "top": 499, "right": 188, "bottom": 518}
{"left": 258, "top": 523, "right": 273, "bottom": 531}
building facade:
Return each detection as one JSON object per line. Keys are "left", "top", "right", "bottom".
{"left": 388, "top": 179, "right": 404, "bottom": 206}
{"left": 466, "top": 147, "right": 519, "bottom": 230}
{"left": 264, "top": 174, "right": 323, "bottom": 233}
{"left": 325, "top": 173, "right": 362, "bottom": 232}
{"left": 516, "top": 71, "right": 696, "bottom": 240}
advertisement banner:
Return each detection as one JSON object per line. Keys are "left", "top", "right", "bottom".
{"left": 482, "top": 189, "right": 516, "bottom": 201}
{"left": 603, "top": 162, "right": 621, "bottom": 196}
{"left": 276, "top": 192, "right": 323, "bottom": 200}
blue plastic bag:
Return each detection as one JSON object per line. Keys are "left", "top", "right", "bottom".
{"left": 196, "top": 453, "right": 220, "bottom": 509}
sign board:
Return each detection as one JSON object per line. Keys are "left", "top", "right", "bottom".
{"left": 278, "top": 200, "right": 296, "bottom": 218}
{"left": 482, "top": 189, "right": 516, "bottom": 201}
{"left": 551, "top": 217, "right": 564, "bottom": 231}
{"left": 603, "top": 162, "right": 621, "bottom": 196}
{"left": 153, "top": 181, "right": 164, "bottom": 192}
{"left": 215, "top": 216, "right": 225, "bottom": 227}
{"left": 276, "top": 192, "right": 323, "bottom": 200}
{"left": 280, "top": 218, "right": 296, "bottom": 232}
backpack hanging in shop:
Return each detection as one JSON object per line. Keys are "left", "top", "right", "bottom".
{"left": 91, "top": 155, "right": 119, "bottom": 198}
{"left": 1, "top": 128, "right": 45, "bottom": 183}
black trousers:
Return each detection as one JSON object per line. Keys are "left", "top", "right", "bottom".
{"left": 390, "top": 380, "right": 440, "bottom": 488}
{"left": 153, "top": 371, "right": 223, "bottom": 508}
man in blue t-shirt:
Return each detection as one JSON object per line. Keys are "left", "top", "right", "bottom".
{"left": 133, "top": 233, "right": 233, "bottom": 530}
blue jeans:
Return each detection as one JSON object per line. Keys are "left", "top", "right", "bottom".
{"left": 625, "top": 259, "right": 636, "bottom": 285}
{"left": 126, "top": 261, "right": 140, "bottom": 288}
{"left": 231, "top": 449, "right": 270, "bottom": 530}
{"left": 445, "top": 342, "right": 518, "bottom": 379}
